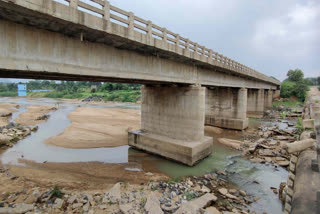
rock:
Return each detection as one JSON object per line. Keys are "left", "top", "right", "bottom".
{"left": 205, "top": 126, "right": 224, "bottom": 134}
{"left": 67, "top": 195, "right": 77, "bottom": 204}
{"left": 83, "top": 203, "right": 90, "bottom": 212}
{"left": 72, "top": 203, "right": 83, "bottom": 209}
{"left": 36, "top": 114, "right": 49, "bottom": 121}
{"left": 0, "top": 203, "right": 34, "bottom": 214}
{"left": 302, "top": 119, "right": 314, "bottom": 129}
{"left": 286, "top": 139, "right": 315, "bottom": 154}
{"left": 239, "top": 190, "right": 246, "bottom": 196}
{"left": 205, "top": 206, "right": 221, "bottom": 214}
{"left": 98, "top": 204, "right": 107, "bottom": 209}
{"left": 104, "top": 182, "right": 121, "bottom": 203}
{"left": 145, "top": 192, "right": 163, "bottom": 214}
{"left": 145, "top": 172, "right": 153, "bottom": 176}
{"left": 119, "top": 204, "right": 133, "bottom": 214}
{"left": 277, "top": 160, "right": 290, "bottom": 167}
{"left": 218, "top": 188, "right": 228, "bottom": 195}
{"left": 175, "top": 193, "right": 217, "bottom": 214}
{"left": 54, "top": 198, "right": 64, "bottom": 209}
{"left": 228, "top": 189, "right": 237, "bottom": 194}
{"left": 225, "top": 193, "right": 238, "bottom": 200}
{"left": 268, "top": 140, "right": 278, "bottom": 146}
{"left": 0, "top": 134, "right": 12, "bottom": 144}
{"left": 264, "top": 157, "right": 272, "bottom": 162}
{"left": 250, "top": 157, "right": 264, "bottom": 163}
{"left": 120, "top": 203, "right": 133, "bottom": 214}
{"left": 258, "top": 149, "right": 274, "bottom": 156}
{"left": 24, "top": 189, "right": 40, "bottom": 204}
{"left": 218, "top": 188, "right": 228, "bottom": 196}
{"left": 201, "top": 186, "right": 211, "bottom": 193}
{"left": 217, "top": 138, "right": 242, "bottom": 150}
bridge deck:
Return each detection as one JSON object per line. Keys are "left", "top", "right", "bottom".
{"left": 0, "top": 0, "right": 280, "bottom": 88}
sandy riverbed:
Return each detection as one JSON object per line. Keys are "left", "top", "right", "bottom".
{"left": 15, "top": 105, "right": 54, "bottom": 126}
{"left": 45, "top": 107, "right": 141, "bottom": 148}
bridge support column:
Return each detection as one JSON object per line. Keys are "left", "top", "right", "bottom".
{"left": 205, "top": 87, "right": 248, "bottom": 130}
{"left": 273, "top": 89, "right": 281, "bottom": 99}
{"left": 128, "top": 85, "right": 213, "bottom": 166}
{"left": 264, "top": 89, "right": 273, "bottom": 109}
{"left": 247, "top": 89, "right": 265, "bottom": 118}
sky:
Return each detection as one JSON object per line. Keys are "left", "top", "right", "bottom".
{"left": 2, "top": 0, "right": 319, "bottom": 82}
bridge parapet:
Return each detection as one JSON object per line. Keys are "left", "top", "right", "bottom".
{"left": 29, "top": 0, "right": 279, "bottom": 86}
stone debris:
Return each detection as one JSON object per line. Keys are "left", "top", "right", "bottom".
{"left": 175, "top": 193, "right": 217, "bottom": 214}
{"left": 145, "top": 192, "right": 163, "bottom": 214}
{"left": 0, "top": 203, "right": 34, "bottom": 214}
{"left": 104, "top": 182, "right": 121, "bottom": 203}
{"left": 286, "top": 139, "right": 315, "bottom": 154}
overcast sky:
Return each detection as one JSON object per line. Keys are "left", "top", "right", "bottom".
{"left": 106, "top": 0, "right": 319, "bottom": 81}
{"left": 2, "top": 0, "right": 319, "bottom": 83}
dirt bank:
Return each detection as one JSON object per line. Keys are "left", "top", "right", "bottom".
{"left": 15, "top": 105, "right": 55, "bottom": 126}
{"left": 45, "top": 107, "right": 140, "bottom": 148}
{"left": 0, "top": 103, "right": 18, "bottom": 127}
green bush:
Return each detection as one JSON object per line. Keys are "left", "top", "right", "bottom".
{"left": 0, "top": 91, "right": 17, "bottom": 97}
{"left": 280, "top": 81, "right": 296, "bottom": 98}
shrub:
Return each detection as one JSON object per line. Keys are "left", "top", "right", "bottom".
{"left": 50, "top": 186, "right": 64, "bottom": 198}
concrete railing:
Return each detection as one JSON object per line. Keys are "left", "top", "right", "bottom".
{"left": 58, "top": 0, "right": 279, "bottom": 86}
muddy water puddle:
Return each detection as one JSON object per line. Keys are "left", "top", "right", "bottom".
{"left": 0, "top": 98, "right": 287, "bottom": 213}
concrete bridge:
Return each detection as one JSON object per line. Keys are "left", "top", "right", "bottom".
{"left": 0, "top": 0, "right": 281, "bottom": 165}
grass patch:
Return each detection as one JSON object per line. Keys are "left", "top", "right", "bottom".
{"left": 50, "top": 186, "right": 64, "bottom": 198}
{"left": 296, "top": 118, "right": 303, "bottom": 135}
{"left": 273, "top": 101, "right": 303, "bottom": 108}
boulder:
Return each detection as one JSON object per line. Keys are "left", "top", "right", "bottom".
{"left": 175, "top": 193, "right": 217, "bottom": 214}
{"left": 120, "top": 203, "right": 133, "bottom": 214}
{"left": 302, "top": 119, "right": 314, "bottom": 129}
{"left": 145, "top": 192, "right": 163, "bottom": 214}
{"left": 104, "top": 183, "right": 121, "bottom": 203}
{"left": 286, "top": 139, "right": 315, "bottom": 154}
{"left": 205, "top": 206, "right": 221, "bottom": 214}
{"left": 217, "top": 138, "right": 242, "bottom": 150}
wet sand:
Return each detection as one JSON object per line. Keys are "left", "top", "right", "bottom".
{"left": 15, "top": 105, "right": 54, "bottom": 126}
{"left": 45, "top": 107, "right": 141, "bottom": 148}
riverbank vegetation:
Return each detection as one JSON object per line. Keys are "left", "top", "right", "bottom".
{"left": 0, "top": 81, "right": 141, "bottom": 102}
{"left": 280, "top": 69, "right": 319, "bottom": 102}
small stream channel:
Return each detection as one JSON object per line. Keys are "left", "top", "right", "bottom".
{"left": 0, "top": 97, "right": 289, "bottom": 213}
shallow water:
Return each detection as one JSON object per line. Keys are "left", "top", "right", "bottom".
{"left": 0, "top": 97, "right": 287, "bottom": 213}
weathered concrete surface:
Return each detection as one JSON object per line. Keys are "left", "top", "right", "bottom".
{"left": 205, "top": 87, "right": 248, "bottom": 130}
{"left": 264, "top": 89, "right": 273, "bottom": 109}
{"left": 247, "top": 89, "right": 265, "bottom": 118}
{"left": 129, "top": 85, "right": 213, "bottom": 166}
{"left": 291, "top": 150, "right": 320, "bottom": 214}
{"left": 0, "top": 0, "right": 280, "bottom": 89}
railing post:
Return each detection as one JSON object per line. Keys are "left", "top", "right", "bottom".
{"left": 104, "top": 0, "right": 111, "bottom": 32}
{"left": 70, "top": 0, "right": 78, "bottom": 9}
{"left": 147, "top": 20, "right": 152, "bottom": 44}
{"left": 128, "top": 12, "right": 134, "bottom": 40}
{"left": 200, "top": 46, "right": 205, "bottom": 61}
{"left": 194, "top": 43, "right": 198, "bottom": 55}
{"left": 175, "top": 34, "right": 180, "bottom": 52}
{"left": 104, "top": 0, "right": 110, "bottom": 20}
{"left": 162, "top": 28, "right": 167, "bottom": 49}
{"left": 209, "top": 49, "right": 213, "bottom": 64}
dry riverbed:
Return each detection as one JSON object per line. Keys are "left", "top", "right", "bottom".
{"left": 0, "top": 98, "right": 302, "bottom": 213}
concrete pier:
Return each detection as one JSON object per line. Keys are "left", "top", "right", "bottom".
{"left": 205, "top": 87, "right": 248, "bottom": 130}
{"left": 129, "top": 85, "right": 213, "bottom": 166}
{"left": 264, "top": 90, "right": 273, "bottom": 109}
{"left": 247, "top": 89, "right": 265, "bottom": 118}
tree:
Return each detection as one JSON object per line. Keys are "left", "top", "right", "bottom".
{"left": 287, "top": 69, "right": 304, "bottom": 82}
